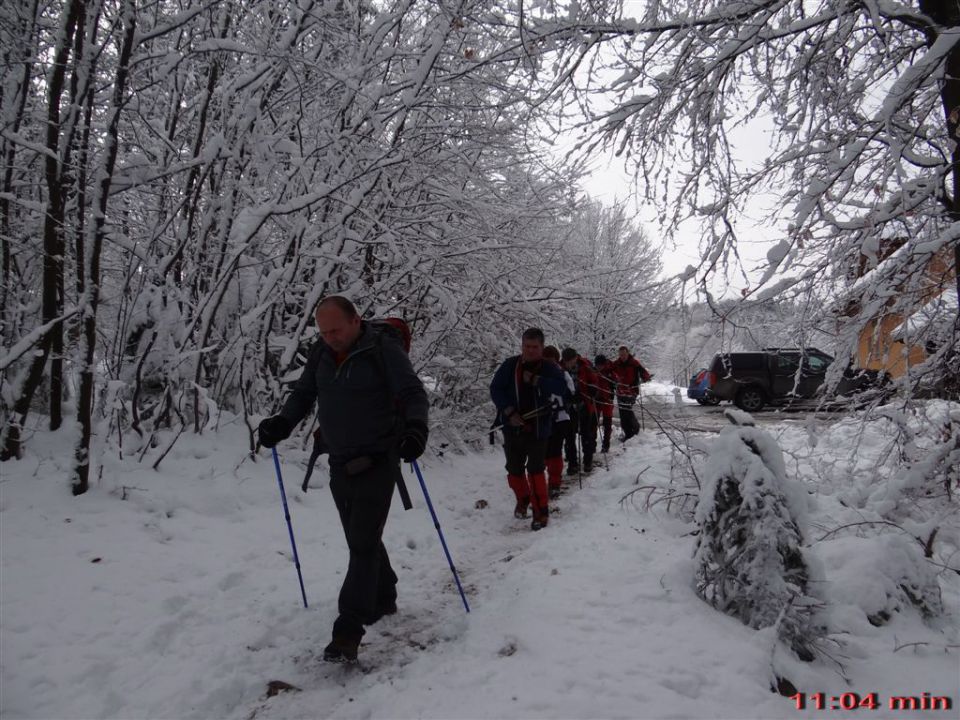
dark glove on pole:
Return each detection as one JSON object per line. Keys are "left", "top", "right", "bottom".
{"left": 398, "top": 420, "right": 429, "bottom": 462}
{"left": 258, "top": 415, "right": 293, "bottom": 448}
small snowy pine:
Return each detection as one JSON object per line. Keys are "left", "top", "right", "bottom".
{"left": 693, "top": 415, "right": 820, "bottom": 662}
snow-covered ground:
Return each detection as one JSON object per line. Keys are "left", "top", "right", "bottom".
{"left": 1, "top": 406, "right": 957, "bottom": 720}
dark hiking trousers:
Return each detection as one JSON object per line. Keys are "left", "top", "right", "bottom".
{"left": 546, "top": 420, "right": 567, "bottom": 461}
{"left": 617, "top": 395, "right": 640, "bottom": 439}
{"left": 503, "top": 431, "right": 548, "bottom": 475}
{"left": 564, "top": 409, "right": 580, "bottom": 466}
{"left": 599, "top": 413, "right": 613, "bottom": 451}
{"left": 579, "top": 411, "right": 598, "bottom": 463}
{"left": 329, "top": 456, "right": 399, "bottom": 636}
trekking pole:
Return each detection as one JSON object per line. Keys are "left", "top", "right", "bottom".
{"left": 272, "top": 448, "right": 308, "bottom": 609}
{"left": 602, "top": 416, "right": 610, "bottom": 471}
{"left": 575, "top": 430, "right": 583, "bottom": 489}
{"left": 487, "top": 404, "right": 554, "bottom": 436}
{"left": 411, "top": 460, "right": 470, "bottom": 613}
{"left": 638, "top": 384, "right": 645, "bottom": 432}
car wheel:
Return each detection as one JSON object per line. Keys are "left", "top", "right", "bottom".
{"left": 696, "top": 398, "right": 707, "bottom": 405}
{"left": 703, "top": 395, "right": 721, "bottom": 406}
{"left": 735, "top": 386, "right": 766, "bottom": 412}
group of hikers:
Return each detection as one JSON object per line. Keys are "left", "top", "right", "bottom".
{"left": 256, "top": 297, "right": 650, "bottom": 663}
{"left": 489, "top": 327, "right": 652, "bottom": 531}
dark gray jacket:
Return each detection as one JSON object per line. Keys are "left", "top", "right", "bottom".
{"left": 279, "top": 323, "right": 428, "bottom": 461}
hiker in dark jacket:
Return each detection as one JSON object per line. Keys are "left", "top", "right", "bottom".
{"left": 490, "top": 327, "right": 570, "bottom": 530}
{"left": 562, "top": 348, "right": 600, "bottom": 473}
{"left": 257, "top": 295, "right": 429, "bottom": 664}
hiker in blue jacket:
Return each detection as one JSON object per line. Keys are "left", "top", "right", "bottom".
{"left": 490, "top": 327, "right": 570, "bottom": 530}
{"left": 258, "top": 295, "right": 428, "bottom": 663}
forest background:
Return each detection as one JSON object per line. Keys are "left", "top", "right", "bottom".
{"left": 1, "top": 0, "right": 958, "bottom": 495}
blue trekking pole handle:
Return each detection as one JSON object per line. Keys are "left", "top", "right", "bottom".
{"left": 272, "top": 447, "right": 308, "bottom": 609}
{"left": 411, "top": 460, "right": 470, "bottom": 613}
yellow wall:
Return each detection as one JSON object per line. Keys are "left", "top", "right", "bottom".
{"left": 853, "top": 246, "right": 956, "bottom": 379}
{"left": 857, "top": 316, "right": 932, "bottom": 379}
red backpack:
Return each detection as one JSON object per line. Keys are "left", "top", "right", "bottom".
{"left": 370, "top": 317, "right": 412, "bottom": 354}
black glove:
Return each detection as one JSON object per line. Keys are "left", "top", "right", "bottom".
{"left": 398, "top": 420, "right": 428, "bottom": 462}
{"left": 258, "top": 415, "right": 293, "bottom": 449}
{"left": 503, "top": 407, "right": 525, "bottom": 428}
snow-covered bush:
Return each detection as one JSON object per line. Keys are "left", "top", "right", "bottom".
{"left": 804, "top": 402, "right": 957, "bottom": 634}
{"left": 817, "top": 534, "right": 943, "bottom": 628}
{"left": 866, "top": 402, "right": 960, "bottom": 516}
{"left": 693, "top": 411, "right": 820, "bottom": 661}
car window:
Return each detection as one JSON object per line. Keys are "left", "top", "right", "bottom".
{"left": 804, "top": 355, "right": 830, "bottom": 373}
{"left": 775, "top": 354, "right": 799, "bottom": 372}
{"left": 731, "top": 354, "right": 766, "bottom": 370}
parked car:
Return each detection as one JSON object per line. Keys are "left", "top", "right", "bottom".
{"left": 703, "top": 348, "right": 833, "bottom": 412}
{"left": 687, "top": 368, "right": 721, "bottom": 405}
{"left": 701, "top": 347, "right": 889, "bottom": 411}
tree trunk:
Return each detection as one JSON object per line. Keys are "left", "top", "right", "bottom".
{"left": 1, "top": 0, "right": 81, "bottom": 460}
{"left": 0, "top": 0, "right": 40, "bottom": 346}
{"left": 73, "top": 0, "right": 137, "bottom": 495}
{"left": 917, "top": 0, "right": 960, "bottom": 303}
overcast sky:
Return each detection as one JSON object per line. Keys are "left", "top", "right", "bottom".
{"left": 578, "top": 148, "right": 784, "bottom": 298}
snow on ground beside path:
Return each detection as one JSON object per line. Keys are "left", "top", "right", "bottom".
{"left": 1, "top": 412, "right": 957, "bottom": 720}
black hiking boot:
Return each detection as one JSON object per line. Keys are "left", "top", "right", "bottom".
{"left": 514, "top": 496, "right": 530, "bottom": 519}
{"left": 566, "top": 462, "right": 579, "bottom": 475}
{"left": 548, "top": 486, "right": 562, "bottom": 500}
{"left": 531, "top": 507, "right": 549, "bottom": 531}
{"left": 324, "top": 618, "right": 363, "bottom": 663}
{"left": 323, "top": 633, "right": 362, "bottom": 664}
{"left": 583, "top": 458, "right": 593, "bottom": 473}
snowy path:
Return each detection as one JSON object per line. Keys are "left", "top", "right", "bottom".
{"left": 1, "top": 421, "right": 957, "bottom": 719}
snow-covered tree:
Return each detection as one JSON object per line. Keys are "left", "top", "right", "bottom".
{"left": 535, "top": 198, "right": 667, "bottom": 358}
{"left": 0, "top": 0, "right": 639, "bottom": 482}
{"left": 533, "top": 0, "right": 959, "bottom": 395}
{"left": 646, "top": 295, "right": 832, "bottom": 385}
{"left": 693, "top": 410, "right": 820, "bottom": 664}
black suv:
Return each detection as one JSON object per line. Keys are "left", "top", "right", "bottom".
{"left": 705, "top": 348, "right": 834, "bottom": 412}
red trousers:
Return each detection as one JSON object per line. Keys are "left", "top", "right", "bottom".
{"left": 508, "top": 472, "right": 548, "bottom": 511}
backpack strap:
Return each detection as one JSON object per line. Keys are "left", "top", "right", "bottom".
{"left": 371, "top": 328, "right": 413, "bottom": 511}
{"left": 301, "top": 427, "right": 325, "bottom": 492}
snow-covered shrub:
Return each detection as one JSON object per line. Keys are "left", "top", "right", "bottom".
{"left": 816, "top": 534, "right": 943, "bottom": 628}
{"left": 869, "top": 402, "right": 960, "bottom": 513}
{"left": 797, "top": 402, "right": 955, "bottom": 634}
{"left": 618, "top": 411, "right": 705, "bottom": 520}
{"left": 693, "top": 411, "right": 820, "bottom": 660}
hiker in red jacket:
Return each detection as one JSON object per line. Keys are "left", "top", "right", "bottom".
{"left": 612, "top": 345, "right": 651, "bottom": 441}
{"left": 593, "top": 354, "right": 616, "bottom": 453}
{"left": 561, "top": 348, "right": 599, "bottom": 473}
